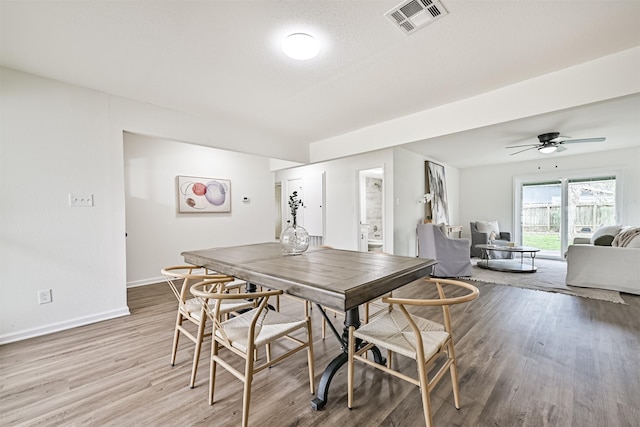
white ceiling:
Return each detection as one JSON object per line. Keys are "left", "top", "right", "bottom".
{"left": 1, "top": 0, "right": 639, "bottom": 168}
{"left": 404, "top": 93, "right": 640, "bottom": 168}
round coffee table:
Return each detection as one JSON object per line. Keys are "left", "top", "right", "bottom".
{"left": 475, "top": 244, "right": 540, "bottom": 273}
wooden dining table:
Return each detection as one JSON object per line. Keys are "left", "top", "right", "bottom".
{"left": 182, "top": 242, "right": 436, "bottom": 410}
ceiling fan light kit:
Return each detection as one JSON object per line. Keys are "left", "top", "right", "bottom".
{"left": 538, "top": 145, "right": 557, "bottom": 154}
{"left": 506, "top": 132, "right": 606, "bottom": 156}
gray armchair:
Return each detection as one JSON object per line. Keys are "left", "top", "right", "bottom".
{"left": 417, "top": 223, "right": 472, "bottom": 278}
{"left": 470, "top": 221, "right": 512, "bottom": 259}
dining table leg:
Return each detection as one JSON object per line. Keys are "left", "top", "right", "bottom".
{"left": 311, "top": 306, "right": 385, "bottom": 410}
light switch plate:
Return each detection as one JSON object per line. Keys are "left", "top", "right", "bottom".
{"left": 69, "top": 193, "right": 94, "bottom": 207}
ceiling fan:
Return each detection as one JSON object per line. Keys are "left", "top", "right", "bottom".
{"left": 506, "top": 132, "right": 606, "bottom": 156}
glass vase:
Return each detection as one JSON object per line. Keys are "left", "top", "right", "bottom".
{"left": 280, "top": 224, "right": 310, "bottom": 255}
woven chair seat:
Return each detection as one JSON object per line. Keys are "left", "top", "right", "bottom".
{"left": 216, "top": 309, "right": 308, "bottom": 352}
{"left": 354, "top": 310, "right": 449, "bottom": 361}
{"left": 183, "top": 297, "right": 254, "bottom": 320}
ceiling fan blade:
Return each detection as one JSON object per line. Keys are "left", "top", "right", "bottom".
{"left": 562, "top": 137, "right": 606, "bottom": 144}
{"left": 506, "top": 143, "right": 539, "bottom": 149}
{"left": 555, "top": 145, "right": 568, "bottom": 153}
{"left": 509, "top": 146, "right": 537, "bottom": 156}
{"left": 550, "top": 135, "right": 571, "bottom": 142}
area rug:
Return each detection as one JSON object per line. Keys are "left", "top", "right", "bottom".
{"left": 467, "top": 258, "right": 626, "bottom": 304}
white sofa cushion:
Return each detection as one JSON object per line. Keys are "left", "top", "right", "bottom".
{"left": 566, "top": 244, "right": 640, "bottom": 295}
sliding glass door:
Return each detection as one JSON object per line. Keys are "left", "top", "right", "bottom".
{"left": 518, "top": 175, "right": 617, "bottom": 259}
{"left": 521, "top": 181, "right": 562, "bottom": 257}
{"left": 568, "top": 177, "right": 616, "bottom": 242}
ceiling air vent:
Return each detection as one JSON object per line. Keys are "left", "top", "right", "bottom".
{"left": 385, "top": 0, "right": 448, "bottom": 34}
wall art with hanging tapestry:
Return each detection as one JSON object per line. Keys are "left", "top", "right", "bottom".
{"left": 177, "top": 176, "right": 231, "bottom": 213}
{"left": 425, "top": 161, "right": 449, "bottom": 224}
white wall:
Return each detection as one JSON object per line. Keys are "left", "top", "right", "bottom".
{"left": 124, "top": 133, "right": 275, "bottom": 286}
{"left": 0, "top": 68, "right": 298, "bottom": 343}
{"left": 459, "top": 146, "right": 640, "bottom": 240}
{"left": 392, "top": 148, "right": 430, "bottom": 256}
{"left": 1, "top": 68, "right": 130, "bottom": 343}
{"left": 392, "top": 147, "right": 460, "bottom": 257}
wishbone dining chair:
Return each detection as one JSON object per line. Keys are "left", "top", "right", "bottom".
{"left": 190, "top": 279, "right": 315, "bottom": 427}
{"left": 161, "top": 265, "right": 253, "bottom": 388}
{"left": 347, "top": 277, "right": 479, "bottom": 427}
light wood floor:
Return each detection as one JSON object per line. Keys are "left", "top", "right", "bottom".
{"left": 1, "top": 280, "right": 639, "bottom": 427}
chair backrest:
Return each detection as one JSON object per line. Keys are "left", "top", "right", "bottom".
{"left": 471, "top": 220, "right": 504, "bottom": 239}
{"left": 417, "top": 223, "right": 434, "bottom": 259}
{"left": 161, "top": 265, "right": 233, "bottom": 306}
{"left": 190, "top": 280, "right": 283, "bottom": 347}
{"left": 382, "top": 278, "right": 479, "bottom": 335}
{"left": 417, "top": 223, "right": 451, "bottom": 257}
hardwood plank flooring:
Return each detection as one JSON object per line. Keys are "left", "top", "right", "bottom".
{"left": 1, "top": 280, "right": 638, "bottom": 426}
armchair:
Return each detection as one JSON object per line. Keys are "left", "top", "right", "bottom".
{"left": 417, "top": 223, "right": 472, "bottom": 277}
{"left": 470, "top": 221, "right": 513, "bottom": 259}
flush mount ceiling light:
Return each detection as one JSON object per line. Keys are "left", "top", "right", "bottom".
{"left": 282, "top": 33, "right": 319, "bottom": 60}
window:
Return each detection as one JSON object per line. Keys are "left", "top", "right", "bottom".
{"left": 516, "top": 174, "right": 618, "bottom": 258}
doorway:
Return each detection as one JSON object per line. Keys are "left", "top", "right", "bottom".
{"left": 358, "top": 167, "right": 384, "bottom": 252}
{"left": 275, "top": 182, "right": 282, "bottom": 240}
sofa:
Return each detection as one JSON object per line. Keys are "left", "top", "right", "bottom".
{"left": 565, "top": 225, "right": 640, "bottom": 295}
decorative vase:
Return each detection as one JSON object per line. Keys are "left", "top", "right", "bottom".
{"left": 280, "top": 221, "right": 310, "bottom": 255}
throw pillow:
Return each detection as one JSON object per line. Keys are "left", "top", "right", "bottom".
{"left": 626, "top": 234, "right": 640, "bottom": 248}
{"left": 590, "top": 224, "right": 622, "bottom": 244}
{"left": 476, "top": 220, "right": 500, "bottom": 238}
{"left": 612, "top": 225, "right": 634, "bottom": 247}
{"left": 593, "top": 235, "right": 614, "bottom": 246}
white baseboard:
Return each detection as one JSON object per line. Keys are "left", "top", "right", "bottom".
{"left": 127, "top": 276, "right": 164, "bottom": 288}
{"left": 0, "top": 307, "right": 130, "bottom": 345}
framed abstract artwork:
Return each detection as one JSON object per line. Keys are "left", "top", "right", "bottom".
{"left": 177, "top": 176, "right": 231, "bottom": 213}
{"left": 425, "top": 161, "right": 449, "bottom": 224}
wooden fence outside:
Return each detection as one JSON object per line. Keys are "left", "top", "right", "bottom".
{"left": 523, "top": 203, "right": 615, "bottom": 234}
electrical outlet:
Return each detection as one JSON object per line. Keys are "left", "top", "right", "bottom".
{"left": 38, "top": 289, "right": 52, "bottom": 304}
{"left": 68, "top": 193, "right": 94, "bottom": 207}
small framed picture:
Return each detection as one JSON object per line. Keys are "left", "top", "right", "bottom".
{"left": 177, "top": 176, "right": 231, "bottom": 213}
